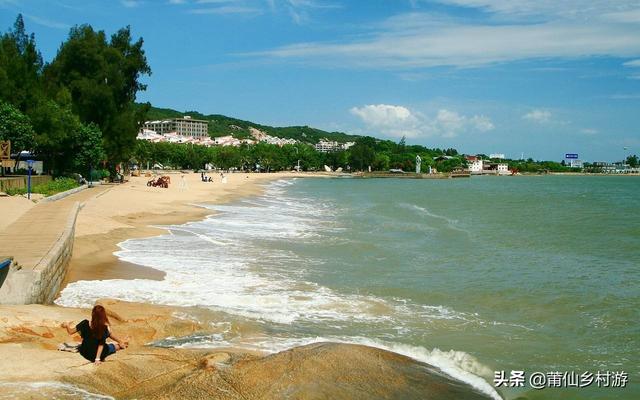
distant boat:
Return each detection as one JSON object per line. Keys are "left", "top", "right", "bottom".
{"left": 0, "top": 257, "right": 10, "bottom": 289}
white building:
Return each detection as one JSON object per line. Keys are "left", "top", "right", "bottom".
{"left": 467, "top": 158, "right": 510, "bottom": 175}
{"left": 497, "top": 163, "right": 510, "bottom": 174}
{"left": 490, "top": 153, "right": 505, "bottom": 159}
{"left": 142, "top": 116, "right": 208, "bottom": 138}
{"left": 569, "top": 159, "right": 583, "bottom": 168}
{"left": 468, "top": 159, "right": 484, "bottom": 174}
{"left": 315, "top": 139, "right": 355, "bottom": 153}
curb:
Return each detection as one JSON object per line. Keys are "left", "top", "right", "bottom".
{"left": 39, "top": 184, "right": 88, "bottom": 203}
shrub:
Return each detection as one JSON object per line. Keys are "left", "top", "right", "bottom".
{"left": 31, "top": 177, "right": 78, "bottom": 197}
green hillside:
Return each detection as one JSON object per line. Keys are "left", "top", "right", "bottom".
{"left": 140, "top": 104, "right": 361, "bottom": 144}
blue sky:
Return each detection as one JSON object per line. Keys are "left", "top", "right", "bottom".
{"left": 1, "top": 0, "right": 640, "bottom": 161}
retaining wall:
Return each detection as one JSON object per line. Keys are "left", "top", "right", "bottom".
{"left": 0, "top": 202, "right": 79, "bottom": 304}
{"left": 0, "top": 175, "right": 51, "bottom": 192}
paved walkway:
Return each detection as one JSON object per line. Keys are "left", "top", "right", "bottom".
{"left": 0, "top": 186, "right": 108, "bottom": 271}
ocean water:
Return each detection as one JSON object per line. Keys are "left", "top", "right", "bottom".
{"left": 57, "top": 176, "right": 640, "bottom": 399}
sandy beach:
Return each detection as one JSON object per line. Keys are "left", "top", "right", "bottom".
{"left": 62, "top": 171, "right": 313, "bottom": 286}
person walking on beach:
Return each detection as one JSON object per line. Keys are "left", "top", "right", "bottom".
{"left": 61, "top": 305, "right": 128, "bottom": 365}
{"left": 179, "top": 174, "right": 188, "bottom": 190}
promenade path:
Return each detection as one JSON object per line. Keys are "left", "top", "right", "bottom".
{"left": 0, "top": 185, "right": 108, "bottom": 273}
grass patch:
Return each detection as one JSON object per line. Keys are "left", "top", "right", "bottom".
{"left": 4, "top": 187, "right": 27, "bottom": 196}
{"left": 2, "top": 177, "right": 79, "bottom": 197}
{"left": 32, "top": 177, "right": 79, "bottom": 197}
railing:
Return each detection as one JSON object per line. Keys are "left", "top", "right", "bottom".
{"left": 0, "top": 175, "right": 51, "bottom": 191}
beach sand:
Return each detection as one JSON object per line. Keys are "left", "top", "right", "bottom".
{"left": 62, "top": 171, "right": 310, "bottom": 286}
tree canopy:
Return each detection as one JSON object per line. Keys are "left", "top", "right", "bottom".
{"left": 44, "top": 24, "right": 151, "bottom": 165}
{"left": 0, "top": 101, "right": 35, "bottom": 156}
{"left": 0, "top": 15, "right": 149, "bottom": 176}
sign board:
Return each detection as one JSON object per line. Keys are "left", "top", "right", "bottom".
{"left": 1, "top": 160, "right": 15, "bottom": 168}
{"left": 565, "top": 153, "right": 578, "bottom": 159}
{"left": 0, "top": 141, "right": 10, "bottom": 160}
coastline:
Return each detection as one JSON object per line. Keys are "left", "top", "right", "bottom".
{"left": 61, "top": 171, "right": 314, "bottom": 288}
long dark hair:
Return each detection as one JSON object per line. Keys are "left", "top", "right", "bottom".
{"left": 90, "top": 305, "right": 110, "bottom": 339}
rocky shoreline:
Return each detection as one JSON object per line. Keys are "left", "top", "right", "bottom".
{"left": 0, "top": 299, "right": 498, "bottom": 399}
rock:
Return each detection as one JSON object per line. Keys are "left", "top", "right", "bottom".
{"left": 201, "top": 352, "right": 232, "bottom": 370}
{"left": 0, "top": 300, "right": 499, "bottom": 400}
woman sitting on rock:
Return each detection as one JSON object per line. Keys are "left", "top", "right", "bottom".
{"left": 62, "top": 305, "right": 128, "bottom": 364}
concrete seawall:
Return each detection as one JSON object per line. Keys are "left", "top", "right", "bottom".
{"left": 0, "top": 202, "right": 80, "bottom": 304}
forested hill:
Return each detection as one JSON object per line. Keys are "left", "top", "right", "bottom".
{"left": 141, "top": 104, "right": 362, "bottom": 144}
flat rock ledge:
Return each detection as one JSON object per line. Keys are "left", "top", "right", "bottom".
{"left": 0, "top": 300, "right": 497, "bottom": 400}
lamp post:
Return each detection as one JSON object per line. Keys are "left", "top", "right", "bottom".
{"left": 26, "top": 159, "right": 34, "bottom": 200}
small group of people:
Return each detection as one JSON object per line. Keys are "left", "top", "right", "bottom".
{"left": 200, "top": 171, "right": 227, "bottom": 184}
{"left": 61, "top": 305, "right": 128, "bottom": 365}
{"left": 200, "top": 171, "right": 215, "bottom": 182}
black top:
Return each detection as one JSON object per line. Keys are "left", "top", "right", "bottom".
{"left": 75, "top": 319, "right": 110, "bottom": 362}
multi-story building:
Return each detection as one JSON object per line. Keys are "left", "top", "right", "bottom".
{"left": 465, "top": 156, "right": 510, "bottom": 175}
{"left": 143, "top": 116, "right": 209, "bottom": 138}
{"left": 569, "top": 159, "right": 583, "bottom": 168}
{"left": 314, "top": 139, "right": 355, "bottom": 153}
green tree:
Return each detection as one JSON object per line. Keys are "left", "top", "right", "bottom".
{"left": 73, "top": 123, "right": 105, "bottom": 176}
{"left": 372, "top": 153, "right": 390, "bottom": 171}
{"left": 44, "top": 24, "right": 151, "bottom": 168}
{"left": 626, "top": 154, "right": 638, "bottom": 168}
{"left": 31, "top": 99, "right": 83, "bottom": 175}
{"left": 0, "top": 15, "right": 43, "bottom": 113}
{"left": 349, "top": 137, "right": 376, "bottom": 171}
{"left": 0, "top": 100, "right": 35, "bottom": 163}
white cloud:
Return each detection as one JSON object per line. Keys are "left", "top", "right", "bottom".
{"left": 609, "top": 93, "right": 640, "bottom": 100}
{"left": 434, "top": 109, "right": 465, "bottom": 138}
{"left": 469, "top": 115, "right": 495, "bottom": 132}
{"left": 350, "top": 104, "right": 421, "bottom": 137}
{"left": 580, "top": 128, "right": 598, "bottom": 135}
{"left": 121, "top": 0, "right": 141, "bottom": 7}
{"left": 23, "top": 14, "right": 70, "bottom": 29}
{"left": 284, "top": 0, "right": 340, "bottom": 24}
{"left": 523, "top": 109, "right": 552, "bottom": 124}
{"left": 196, "top": 0, "right": 238, "bottom": 3}
{"left": 434, "top": 1, "right": 639, "bottom": 19}
{"left": 624, "top": 59, "right": 640, "bottom": 67}
{"left": 603, "top": 8, "right": 640, "bottom": 23}
{"left": 350, "top": 104, "right": 494, "bottom": 139}
{"left": 188, "top": 6, "right": 261, "bottom": 14}
{"left": 350, "top": 104, "right": 416, "bottom": 127}
{"left": 246, "top": 2, "right": 640, "bottom": 69}
{"left": 177, "top": 0, "right": 337, "bottom": 21}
